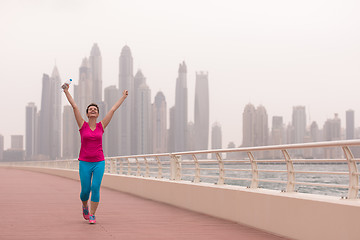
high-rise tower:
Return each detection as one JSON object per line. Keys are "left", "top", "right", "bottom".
{"left": 194, "top": 71, "right": 209, "bottom": 153}
{"left": 137, "top": 82, "right": 151, "bottom": 154}
{"left": 174, "top": 61, "right": 188, "bottom": 152}
{"left": 26, "top": 102, "right": 37, "bottom": 160}
{"left": 346, "top": 109, "right": 355, "bottom": 140}
{"left": 104, "top": 86, "right": 121, "bottom": 157}
{"left": 211, "top": 122, "right": 222, "bottom": 159}
{"left": 118, "top": 45, "right": 134, "bottom": 155}
{"left": 153, "top": 91, "right": 167, "bottom": 153}
{"left": 242, "top": 103, "right": 256, "bottom": 147}
{"left": 292, "top": 106, "right": 306, "bottom": 144}
{"left": 51, "top": 66, "right": 62, "bottom": 159}
{"left": 133, "top": 70, "right": 146, "bottom": 154}
{"left": 89, "top": 43, "right": 102, "bottom": 103}
{"left": 38, "top": 66, "right": 62, "bottom": 160}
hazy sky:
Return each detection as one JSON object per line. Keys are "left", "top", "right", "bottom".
{"left": 1, "top": 0, "right": 360, "bottom": 150}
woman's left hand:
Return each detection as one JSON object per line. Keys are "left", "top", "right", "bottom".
{"left": 123, "top": 90, "right": 128, "bottom": 97}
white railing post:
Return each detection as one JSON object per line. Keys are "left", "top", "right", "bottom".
{"left": 170, "top": 154, "right": 181, "bottom": 181}
{"left": 282, "top": 149, "right": 295, "bottom": 192}
{"left": 126, "top": 157, "right": 131, "bottom": 175}
{"left": 216, "top": 152, "right": 224, "bottom": 185}
{"left": 135, "top": 157, "right": 141, "bottom": 176}
{"left": 342, "top": 146, "right": 359, "bottom": 199}
{"left": 156, "top": 156, "right": 162, "bottom": 178}
{"left": 247, "top": 152, "right": 259, "bottom": 188}
{"left": 118, "top": 158, "right": 123, "bottom": 175}
{"left": 144, "top": 157, "right": 150, "bottom": 177}
{"left": 192, "top": 154, "right": 200, "bottom": 183}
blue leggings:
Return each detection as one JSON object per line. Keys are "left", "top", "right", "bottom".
{"left": 79, "top": 160, "right": 105, "bottom": 202}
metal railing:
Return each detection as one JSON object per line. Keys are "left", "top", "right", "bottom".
{"left": 2, "top": 140, "right": 360, "bottom": 199}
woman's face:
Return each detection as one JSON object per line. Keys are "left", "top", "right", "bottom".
{"left": 87, "top": 106, "right": 99, "bottom": 119}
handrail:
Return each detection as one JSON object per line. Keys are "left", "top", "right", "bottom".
{"left": 2, "top": 140, "right": 360, "bottom": 199}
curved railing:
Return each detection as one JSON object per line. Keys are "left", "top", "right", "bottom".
{"left": 2, "top": 140, "right": 360, "bottom": 199}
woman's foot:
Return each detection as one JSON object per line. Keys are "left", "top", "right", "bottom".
{"left": 89, "top": 214, "right": 96, "bottom": 224}
{"left": 82, "top": 206, "right": 90, "bottom": 220}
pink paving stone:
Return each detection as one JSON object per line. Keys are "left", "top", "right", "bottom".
{"left": 0, "top": 168, "right": 291, "bottom": 240}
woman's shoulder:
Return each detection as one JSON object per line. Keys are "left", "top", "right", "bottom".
{"left": 97, "top": 122, "right": 104, "bottom": 130}
{"left": 79, "top": 121, "right": 88, "bottom": 131}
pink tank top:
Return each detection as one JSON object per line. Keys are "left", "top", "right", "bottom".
{"left": 78, "top": 122, "right": 105, "bottom": 162}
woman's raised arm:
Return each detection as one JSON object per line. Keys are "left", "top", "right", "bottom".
{"left": 63, "top": 84, "right": 85, "bottom": 128}
{"left": 101, "top": 90, "right": 128, "bottom": 129}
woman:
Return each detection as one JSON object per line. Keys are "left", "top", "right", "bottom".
{"left": 63, "top": 83, "right": 128, "bottom": 224}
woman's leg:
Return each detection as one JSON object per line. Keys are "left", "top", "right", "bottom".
{"left": 79, "top": 161, "right": 92, "bottom": 207}
{"left": 90, "top": 161, "right": 105, "bottom": 215}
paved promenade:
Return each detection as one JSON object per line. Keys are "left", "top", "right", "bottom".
{"left": 0, "top": 168, "right": 289, "bottom": 240}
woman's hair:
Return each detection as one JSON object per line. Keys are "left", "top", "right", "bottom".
{"left": 86, "top": 103, "right": 99, "bottom": 114}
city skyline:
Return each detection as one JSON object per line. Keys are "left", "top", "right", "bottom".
{"left": 1, "top": 0, "right": 360, "bottom": 149}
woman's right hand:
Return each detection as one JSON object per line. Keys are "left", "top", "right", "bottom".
{"left": 62, "top": 83, "right": 70, "bottom": 92}
{"left": 123, "top": 90, "right": 128, "bottom": 97}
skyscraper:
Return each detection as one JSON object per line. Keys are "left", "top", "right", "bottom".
{"left": 51, "top": 66, "right": 62, "bottom": 159}
{"left": 0, "top": 135, "right": 3, "bottom": 161}
{"left": 174, "top": 61, "right": 188, "bottom": 152}
{"left": 75, "top": 58, "right": 92, "bottom": 119}
{"left": 104, "top": 86, "right": 120, "bottom": 157}
{"left": 254, "top": 105, "right": 268, "bottom": 147}
{"left": 38, "top": 74, "right": 51, "bottom": 158}
{"left": 292, "top": 106, "right": 306, "bottom": 144}
{"left": 11, "top": 135, "right": 23, "bottom": 150}
{"left": 62, "top": 105, "right": 77, "bottom": 159}
{"left": 26, "top": 102, "right": 37, "bottom": 160}
{"left": 271, "top": 116, "right": 283, "bottom": 145}
{"left": 323, "top": 114, "right": 341, "bottom": 158}
{"left": 133, "top": 70, "right": 146, "bottom": 154}
{"left": 118, "top": 45, "right": 134, "bottom": 155}
{"left": 137, "top": 82, "right": 152, "bottom": 154}
{"left": 38, "top": 67, "right": 62, "bottom": 160}
{"left": 194, "top": 71, "right": 209, "bottom": 154}
{"left": 168, "top": 106, "right": 175, "bottom": 152}
{"left": 152, "top": 91, "right": 167, "bottom": 154}
{"left": 346, "top": 109, "right": 355, "bottom": 140}
{"left": 89, "top": 43, "right": 102, "bottom": 103}
{"left": 242, "top": 103, "right": 256, "bottom": 147}
{"left": 211, "top": 122, "right": 222, "bottom": 159}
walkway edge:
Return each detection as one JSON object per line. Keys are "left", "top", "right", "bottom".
{"left": 6, "top": 166, "right": 360, "bottom": 240}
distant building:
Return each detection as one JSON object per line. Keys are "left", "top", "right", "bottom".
{"left": 62, "top": 105, "right": 78, "bottom": 159}
{"left": 346, "top": 109, "right": 355, "bottom": 140}
{"left": 194, "top": 71, "right": 209, "bottom": 157}
{"left": 211, "top": 122, "right": 222, "bottom": 159}
{"left": 136, "top": 80, "right": 152, "bottom": 154}
{"left": 271, "top": 116, "right": 283, "bottom": 158}
{"left": 174, "top": 61, "right": 188, "bottom": 152}
{"left": 255, "top": 105, "right": 268, "bottom": 147}
{"left": 242, "top": 103, "right": 268, "bottom": 151}
{"left": 292, "top": 106, "right": 306, "bottom": 144}
{"left": 89, "top": 43, "right": 102, "bottom": 103}
{"left": 152, "top": 91, "right": 167, "bottom": 154}
{"left": 323, "top": 114, "right": 341, "bottom": 158}
{"left": 167, "top": 106, "right": 175, "bottom": 152}
{"left": 11, "top": 135, "right": 23, "bottom": 150}
{"left": 226, "top": 141, "right": 237, "bottom": 160}
{"left": 104, "top": 86, "right": 120, "bottom": 157}
{"left": 37, "top": 66, "right": 62, "bottom": 160}
{"left": 242, "top": 103, "right": 256, "bottom": 147}
{"left": 0, "top": 135, "right": 4, "bottom": 161}
{"left": 26, "top": 102, "right": 37, "bottom": 160}
{"left": 4, "top": 135, "right": 25, "bottom": 162}
{"left": 118, "top": 45, "right": 134, "bottom": 156}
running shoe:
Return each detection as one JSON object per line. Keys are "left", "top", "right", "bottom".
{"left": 89, "top": 214, "right": 96, "bottom": 224}
{"left": 82, "top": 206, "right": 90, "bottom": 220}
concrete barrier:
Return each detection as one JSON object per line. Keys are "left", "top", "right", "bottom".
{"left": 10, "top": 166, "right": 360, "bottom": 240}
